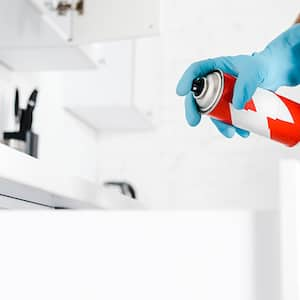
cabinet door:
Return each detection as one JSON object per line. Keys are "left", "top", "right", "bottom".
{"left": 0, "top": 0, "right": 71, "bottom": 48}
{"left": 28, "top": 0, "right": 73, "bottom": 41}
{"left": 72, "top": 0, "right": 160, "bottom": 44}
{"left": 0, "top": 0, "right": 98, "bottom": 70}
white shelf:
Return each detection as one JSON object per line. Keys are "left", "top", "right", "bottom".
{"left": 66, "top": 106, "right": 153, "bottom": 130}
{"left": 0, "top": 0, "right": 160, "bottom": 71}
{"left": 0, "top": 46, "right": 97, "bottom": 72}
{"left": 63, "top": 40, "right": 154, "bottom": 130}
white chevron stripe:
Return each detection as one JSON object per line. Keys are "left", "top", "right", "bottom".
{"left": 252, "top": 88, "right": 294, "bottom": 123}
{"left": 230, "top": 104, "right": 270, "bottom": 137}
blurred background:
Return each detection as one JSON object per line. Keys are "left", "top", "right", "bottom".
{"left": 0, "top": 0, "right": 299, "bottom": 209}
{"left": 0, "top": 1, "right": 300, "bottom": 300}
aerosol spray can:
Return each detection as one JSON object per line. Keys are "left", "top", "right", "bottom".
{"left": 192, "top": 70, "right": 300, "bottom": 147}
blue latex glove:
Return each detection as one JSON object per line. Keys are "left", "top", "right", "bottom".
{"left": 176, "top": 24, "right": 300, "bottom": 138}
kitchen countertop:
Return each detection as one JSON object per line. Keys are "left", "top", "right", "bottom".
{"left": 0, "top": 143, "right": 142, "bottom": 209}
{"left": 0, "top": 141, "right": 279, "bottom": 211}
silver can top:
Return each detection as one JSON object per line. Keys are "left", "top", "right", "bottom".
{"left": 192, "top": 70, "right": 224, "bottom": 114}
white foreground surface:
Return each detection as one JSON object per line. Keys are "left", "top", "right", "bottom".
{"left": 0, "top": 212, "right": 277, "bottom": 300}
{"left": 280, "top": 160, "right": 300, "bottom": 300}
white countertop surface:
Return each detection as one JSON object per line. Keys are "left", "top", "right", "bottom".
{"left": 0, "top": 143, "right": 142, "bottom": 209}
{"left": 0, "top": 142, "right": 280, "bottom": 211}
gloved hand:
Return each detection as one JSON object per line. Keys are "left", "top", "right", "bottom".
{"left": 176, "top": 24, "right": 300, "bottom": 138}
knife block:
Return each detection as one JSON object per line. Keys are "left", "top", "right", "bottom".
{"left": 3, "top": 130, "right": 39, "bottom": 158}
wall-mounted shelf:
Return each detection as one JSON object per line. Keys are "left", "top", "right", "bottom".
{"left": 63, "top": 40, "right": 155, "bottom": 130}
{"left": 66, "top": 106, "right": 153, "bottom": 131}
{"left": 0, "top": 47, "right": 97, "bottom": 72}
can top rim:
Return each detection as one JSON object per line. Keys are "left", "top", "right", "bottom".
{"left": 193, "top": 70, "right": 224, "bottom": 114}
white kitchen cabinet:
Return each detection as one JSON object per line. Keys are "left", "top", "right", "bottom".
{"left": 0, "top": 0, "right": 96, "bottom": 70}
{"left": 28, "top": 0, "right": 73, "bottom": 41}
{"left": 72, "top": 0, "right": 160, "bottom": 43}
{"left": 0, "top": 47, "right": 97, "bottom": 71}
{"left": 63, "top": 39, "right": 159, "bottom": 130}
{"left": 0, "top": 0, "right": 160, "bottom": 71}
{"left": 0, "top": 0, "right": 70, "bottom": 48}
{"left": 29, "top": 0, "right": 160, "bottom": 44}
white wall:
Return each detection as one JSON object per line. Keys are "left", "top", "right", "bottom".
{"left": 96, "top": 0, "right": 300, "bottom": 209}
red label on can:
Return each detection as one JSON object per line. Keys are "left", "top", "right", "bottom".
{"left": 208, "top": 73, "right": 300, "bottom": 147}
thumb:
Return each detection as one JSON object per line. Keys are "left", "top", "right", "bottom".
{"left": 232, "top": 72, "right": 261, "bottom": 110}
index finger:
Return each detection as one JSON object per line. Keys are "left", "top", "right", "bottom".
{"left": 176, "top": 59, "right": 217, "bottom": 96}
{"left": 176, "top": 56, "right": 240, "bottom": 96}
